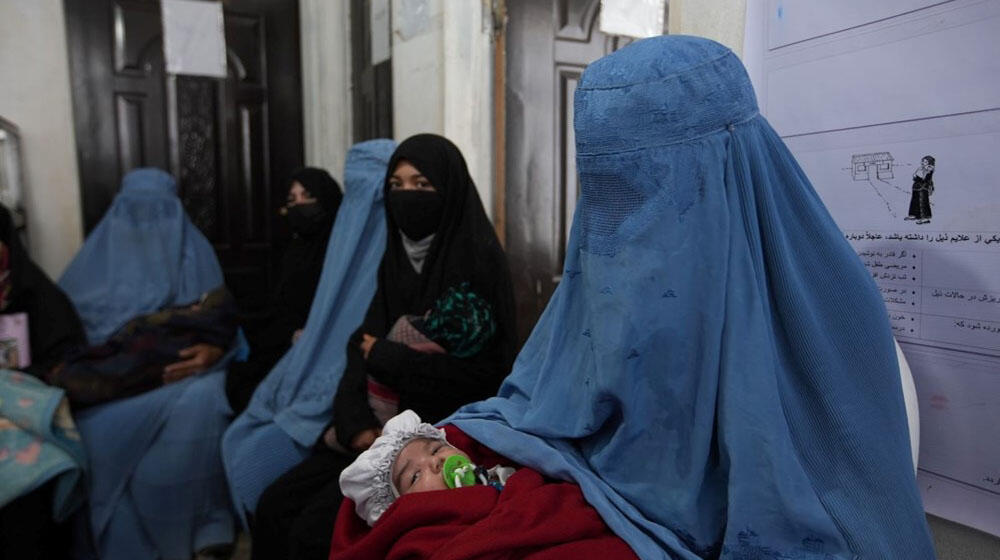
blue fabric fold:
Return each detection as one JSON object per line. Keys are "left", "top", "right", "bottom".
{"left": 223, "top": 139, "right": 396, "bottom": 522}
{"left": 59, "top": 167, "right": 237, "bottom": 560}
{"left": 0, "top": 369, "right": 86, "bottom": 521}
{"left": 59, "top": 168, "right": 223, "bottom": 345}
{"left": 448, "top": 36, "right": 934, "bottom": 559}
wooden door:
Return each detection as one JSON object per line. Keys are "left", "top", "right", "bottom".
{"left": 351, "top": 0, "right": 394, "bottom": 141}
{"left": 64, "top": 0, "right": 302, "bottom": 313}
{"left": 504, "top": 0, "right": 630, "bottom": 342}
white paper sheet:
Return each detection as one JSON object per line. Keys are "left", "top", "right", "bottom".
{"left": 745, "top": 0, "right": 1000, "bottom": 536}
{"left": 599, "top": 0, "right": 666, "bottom": 38}
{"left": 162, "top": 0, "right": 227, "bottom": 78}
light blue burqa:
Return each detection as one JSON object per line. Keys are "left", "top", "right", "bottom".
{"left": 222, "top": 140, "right": 395, "bottom": 523}
{"left": 60, "top": 168, "right": 238, "bottom": 560}
{"left": 447, "top": 37, "right": 935, "bottom": 559}
{"left": 60, "top": 168, "right": 224, "bottom": 345}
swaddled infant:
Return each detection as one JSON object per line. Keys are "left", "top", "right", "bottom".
{"left": 339, "top": 410, "right": 515, "bottom": 526}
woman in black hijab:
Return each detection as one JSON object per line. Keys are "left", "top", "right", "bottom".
{"left": 225, "top": 167, "right": 343, "bottom": 413}
{"left": 0, "top": 205, "right": 87, "bottom": 559}
{"left": 251, "top": 134, "right": 516, "bottom": 560}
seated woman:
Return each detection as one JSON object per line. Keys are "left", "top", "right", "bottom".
{"left": 250, "top": 134, "right": 517, "bottom": 560}
{"left": 226, "top": 166, "right": 344, "bottom": 413}
{"left": 0, "top": 204, "right": 87, "bottom": 560}
{"left": 47, "top": 285, "right": 239, "bottom": 407}
{"left": 58, "top": 168, "right": 240, "bottom": 560}
{"left": 332, "top": 36, "right": 935, "bottom": 559}
{"left": 222, "top": 139, "right": 396, "bottom": 524}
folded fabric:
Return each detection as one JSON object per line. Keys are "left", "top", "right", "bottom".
{"left": 0, "top": 369, "right": 86, "bottom": 521}
{"left": 329, "top": 425, "right": 636, "bottom": 560}
{"left": 47, "top": 286, "right": 237, "bottom": 407}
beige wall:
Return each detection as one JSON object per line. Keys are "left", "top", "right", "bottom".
{"left": 0, "top": 0, "right": 83, "bottom": 278}
{"left": 668, "top": 0, "right": 747, "bottom": 56}
{"left": 391, "top": 0, "right": 495, "bottom": 219}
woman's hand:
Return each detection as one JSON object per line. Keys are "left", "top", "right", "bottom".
{"left": 350, "top": 427, "right": 381, "bottom": 452}
{"left": 291, "top": 328, "right": 304, "bottom": 344}
{"left": 163, "top": 344, "right": 225, "bottom": 383}
{"left": 360, "top": 334, "right": 377, "bottom": 360}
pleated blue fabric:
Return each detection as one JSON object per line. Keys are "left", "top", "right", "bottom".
{"left": 60, "top": 168, "right": 238, "bottom": 559}
{"left": 222, "top": 139, "right": 395, "bottom": 523}
{"left": 59, "top": 168, "right": 224, "bottom": 345}
{"left": 448, "top": 36, "right": 934, "bottom": 559}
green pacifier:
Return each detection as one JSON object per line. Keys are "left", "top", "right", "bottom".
{"left": 443, "top": 454, "right": 477, "bottom": 489}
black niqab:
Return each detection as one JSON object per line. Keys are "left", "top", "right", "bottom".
{"left": 379, "top": 134, "right": 515, "bottom": 365}
{"left": 226, "top": 168, "right": 343, "bottom": 412}
{"left": 333, "top": 134, "right": 517, "bottom": 444}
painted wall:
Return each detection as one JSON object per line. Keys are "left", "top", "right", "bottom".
{"left": 391, "top": 0, "right": 495, "bottom": 219}
{"left": 300, "top": 0, "right": 353, "bottom": 182}
{"left": 0, "top": 0, "right": 84, "bottom": 278}
{"left": 669, "top": 0, "right": 747, "bottom": 56}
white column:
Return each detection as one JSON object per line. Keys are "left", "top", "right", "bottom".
{"left": 300, "top": 0, "right": 353, "bottom": 182}
{"left": 391, "top": 0, "right": 495, "bottom": 220}
{"left": 442, "top": 0, "right": 494, "bottom": 219}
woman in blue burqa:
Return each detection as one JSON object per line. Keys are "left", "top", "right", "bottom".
{"left": 222, "top": 139, "right": 396, "bottom": 525}
{"left": 446, "top": 36, "right": 935, "bottom": 559}
{"left": 59, "top": 168, "right": 241, "bottom": 559}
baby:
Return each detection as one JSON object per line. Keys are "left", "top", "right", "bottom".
{"left": 339, "top": 410, "right": 514, "bottom": 526}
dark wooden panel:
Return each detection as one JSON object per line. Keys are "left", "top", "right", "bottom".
{"left": 505, "top": 0, "right": 619, "bottom": 343}
{"left": 351, "top": 0, "right": 394, "bottom": 141}
{"left": 556, "top": 67, "right": 582, "bottom": 267}
{"left": 555, "top": 0, "right": 599, "bottom": 41}
{"left": 65, "top": 0, "right": 303, "bottom": 316}
{"left": 225, "top": 13, "right": 265, "bottom": 85}
{"left": 115, "top": 92, "right": 147, "bottom": 172}
{"left": 175, "top": 75, "right": 220, "bottom": 240}
{"left": 238, "top": 101, "right": 268, "bottom": 242}
{"left": 112, "top": 0, "right": 160, "bottom": 75}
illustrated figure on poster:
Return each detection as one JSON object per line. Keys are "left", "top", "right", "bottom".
{"left": 905, "top": 155, "right": 935, "bottom": 224}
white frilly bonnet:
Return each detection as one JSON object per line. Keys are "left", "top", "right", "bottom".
{"left": 338, "top": 409, "right": 449, "bottom": 526}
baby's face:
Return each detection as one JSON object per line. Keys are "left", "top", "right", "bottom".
{"left": 392, "top": 438, "right": 469, "bottom": 495}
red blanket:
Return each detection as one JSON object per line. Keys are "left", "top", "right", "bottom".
{"left": 329, "top": 426, "right": 637, "bottom": 560}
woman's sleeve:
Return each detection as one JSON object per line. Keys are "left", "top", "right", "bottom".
{"left": 331, "top": 290, "right": 386, "bottom": 449}
{"left": 364, "top": 338, "right": 506, "bottom": 421}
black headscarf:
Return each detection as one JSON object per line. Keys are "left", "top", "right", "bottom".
{"left": 275, "top": 167, "right": 343, "bottom": 310}
{"left": 289, "top": 167, "right": 343, "bottom": 217}
{"left": 333, "top": 134, "right": 517, "bottom": 443}
{"left": 0, "top": 205, "right": 85, "bottom": 377}
{"left": 226, "top": 168, "right": 343, "bottom": 412}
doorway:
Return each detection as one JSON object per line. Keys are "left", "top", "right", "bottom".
{"left": 503, "top": 0, "right": 631, "bottom": 342}
{"left": 63, "top": 0, "right": 303, "bottom": 313}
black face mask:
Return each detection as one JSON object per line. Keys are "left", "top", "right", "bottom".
{"left": 286, "top": 202, "right": 331, "bottom": 238}
{"left": 388, "top": 190, "right": 444, "bottom": 240}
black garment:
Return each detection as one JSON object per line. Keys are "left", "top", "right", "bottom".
{"left": 334, "top": 133, "right": 517, "bottom": 446}
{"left": 0, "top": 205, "right": 86, "bottom": 559}
{"left": 0, "top": 480, "right": 71, "bottom": 560}
{"left": 0, "top": 206, "right": 86, "bottom": 377}
{"left": 252, "top": 135, "right": 517, "bottom": 558}
{"left": 907, "top": 171, "right": 933, "bottom": 221}
{"left": 251, "top": 446, "right": 353, "bottom": 560}
{"left": 225, "top": 168, "right": 343, "bottom": 413}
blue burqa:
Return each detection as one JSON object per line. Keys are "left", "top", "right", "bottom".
{"left": 447, "top": 37, "right": 935, "bottom": 559}
{"left": 222, "top": 139, "right": 396, "bottom": 523}
{"left": 60, "top": 168, "right": 238, "bottom": 559}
